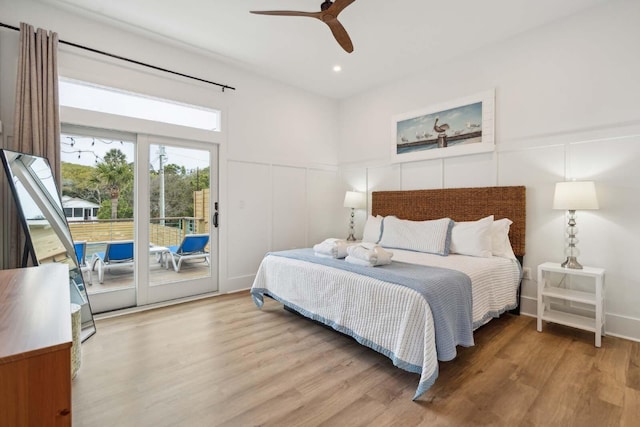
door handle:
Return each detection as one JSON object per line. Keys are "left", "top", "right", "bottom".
{"left": 213, "top": 202, "right": 219, "bottom": 228}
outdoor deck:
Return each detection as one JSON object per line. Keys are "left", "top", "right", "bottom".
{"left": 83, "top": 254, "right": 211, "bottom": 294}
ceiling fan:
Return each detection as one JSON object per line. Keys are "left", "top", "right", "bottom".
{"left": 250, "top": 0, "right": 356, "bottom": 53}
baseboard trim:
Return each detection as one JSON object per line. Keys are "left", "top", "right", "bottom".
{"left": 603, "top": 314, "right": 640, "bottom": 343}
{"left": 224, "top": 274, "right": 256, "bottom": 292}
{"left": 520, "top": 295, "right": 640, "bottom": 343}
{"left": 520, "top": 295, "right": 538, "bottom": 318}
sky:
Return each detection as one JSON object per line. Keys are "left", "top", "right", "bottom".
{"left": 60, "top": 134, "right": 210, "bottom": 172}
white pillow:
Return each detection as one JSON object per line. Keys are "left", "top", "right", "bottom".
{"left": 450, "top": 215, "right": 494, "bottom": 258}
{"left": 492, "top": 218, "right": 516, "bottom": 259}
{"left": 362, "top": 215, "right": 383, "bottom": 243}
{"left": 379, "top": 216, "right": 453, "bottom": 255}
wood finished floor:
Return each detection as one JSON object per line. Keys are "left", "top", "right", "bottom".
{"left": 72, "top": 291, "right": 640, "bottom": 427}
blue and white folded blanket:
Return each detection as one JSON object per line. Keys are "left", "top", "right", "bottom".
{"left": 313, "top": 238, "right": 349, "bottom": 259}
{"left": 346, "top": 242, "right": 393, "bottom": 266}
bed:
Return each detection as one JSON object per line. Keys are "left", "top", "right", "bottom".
{"left": 251, "top": 186, "right": 526, "bottom": 400}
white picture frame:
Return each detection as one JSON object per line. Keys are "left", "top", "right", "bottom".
{"left": 391, "top": 89, "right": 495, "bottom": 163}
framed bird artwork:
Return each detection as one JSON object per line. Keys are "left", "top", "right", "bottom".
{"left": 391, "top": 89, "right": 495, "bottom": 163}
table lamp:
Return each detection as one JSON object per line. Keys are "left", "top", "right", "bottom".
{"left": 553, "top": 181, "right": 599, "bottom": 269}
{"left": 343, "top": 191, "right": 366, "bottom": 241}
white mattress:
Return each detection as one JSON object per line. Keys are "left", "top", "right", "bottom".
{"left": 251, "top": 251, "right": 521, "bottom": 399}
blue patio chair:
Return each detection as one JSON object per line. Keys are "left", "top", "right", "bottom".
{"left": 74, "top": 240, "right": 92, "bottom": 285}
{"left": 90, "top": 241, "right": 134, "bottom": 283}
{"left": 167, "top": 234, "right": 210, "bottom": 272}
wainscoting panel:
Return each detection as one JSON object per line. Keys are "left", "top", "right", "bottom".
{"left": 568, "top": 136, "right": 640, "bottom": 317}
{"left": 498, "top": 145, "right": 566, "bottom": 276}
{"left": 307, "top": 168, "right": 343, "bottom": 245}
{"left": 367, "top": 164, "right": 401, "bottom": 193}
{"left": 227, "top": 161, "right": 271, "bottom": 278}
{"left": 400, "top": 159, "right": 443, "bottom": 190}
{"left": 443, "top": 151, "right": 496, "bottom": 188}
{"left": 272, "top": 165, "right": 307, "bottom": 251}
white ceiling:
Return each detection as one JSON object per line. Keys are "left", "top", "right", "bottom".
{"left": 42, "top": 0, "right": 608, "bottom": 99}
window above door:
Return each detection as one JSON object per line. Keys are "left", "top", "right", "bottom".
{"left": 59, "top": 78, "right": 221, "bottom": 132}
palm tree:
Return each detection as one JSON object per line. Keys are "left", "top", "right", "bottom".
{"left": 93, "top": 149, "right": 133, "bottom": 219}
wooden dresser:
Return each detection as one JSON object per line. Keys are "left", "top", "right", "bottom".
{"left": 0, "top": 264, "right": 72, "bottom": 427}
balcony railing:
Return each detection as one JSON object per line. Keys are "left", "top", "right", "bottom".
{"left": 67, "top": 217, "right": 206, "bottom": 250}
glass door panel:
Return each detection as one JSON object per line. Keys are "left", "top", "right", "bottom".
{"left": 143, "top": 139, "right": 218, "bottom": 303}
{"left": 60, "top": 127, "right": 137, "bottom": 313}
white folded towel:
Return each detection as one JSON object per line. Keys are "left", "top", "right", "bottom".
{"left": 313, "top": 238, "right": 349, "bottom": 259}
{"left": 345, "top": 243, "right": 393, "bottom": 266}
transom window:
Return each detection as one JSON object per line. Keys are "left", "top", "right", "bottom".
{"left": 59, "top": 78, "right": 220, "bottom": 132}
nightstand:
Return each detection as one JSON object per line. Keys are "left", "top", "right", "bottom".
{"left": 537, "top": 262, "right": 605, "bottom": 347}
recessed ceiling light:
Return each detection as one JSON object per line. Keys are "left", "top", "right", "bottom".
{"left": 333, "top": 65, "right": 342, "bottom": 72}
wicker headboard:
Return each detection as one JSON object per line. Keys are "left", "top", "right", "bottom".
{"left": 371, "top": 186, "right": 526, "bottom": 257}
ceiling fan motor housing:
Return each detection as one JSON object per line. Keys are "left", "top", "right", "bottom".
{"left": 321, "top": 1, "right": 333, "bottom": 11}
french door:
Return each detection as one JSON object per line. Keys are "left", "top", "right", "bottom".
{"left": 61, "top": 126, "right": 218, "bottom": 313}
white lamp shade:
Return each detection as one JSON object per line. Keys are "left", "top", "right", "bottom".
{"left": 343, "top": 191, "right": 366, "bottom": 209}
{"left": 553, "top": 181, "right": 599, "bottom": 210}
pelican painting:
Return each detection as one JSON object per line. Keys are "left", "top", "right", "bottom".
{"left": 394, "top": 90, "right": 494, "bottom": 161}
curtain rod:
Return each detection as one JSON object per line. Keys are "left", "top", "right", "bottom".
{"left": 0, "top": 22, "right": 236, "bottom": 92}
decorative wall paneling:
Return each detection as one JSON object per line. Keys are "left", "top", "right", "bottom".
{"left": 226, "top": 160, "right": 341, "bottom": 290}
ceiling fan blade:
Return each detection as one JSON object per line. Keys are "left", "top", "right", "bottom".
{"left": 250, "top": 10, "right": 322, "bottom": 19}
{"left": 325, "top": 19, "right": 353, "bottom": 53}
{"left": 327, "top": 0, "right": 356, "bottom": 16}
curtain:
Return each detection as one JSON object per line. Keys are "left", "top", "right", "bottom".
{"left": 5, "top": 22, "right": 61, "bottom": 268}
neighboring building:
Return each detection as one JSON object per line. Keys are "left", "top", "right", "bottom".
{"left": 62, "top": 196, "right": 99, "bottom": 221}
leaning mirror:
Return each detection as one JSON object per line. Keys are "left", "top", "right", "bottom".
{"left": 1, "top": 148, "right": 96, "bottom": 341}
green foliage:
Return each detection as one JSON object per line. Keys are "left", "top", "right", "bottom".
{"left": 96, "top": 184, "right": 133, "bottom": 219}
{"left": 189, "top": 166, "right": 210, "bottom": 192}
{"left": 93, "top": 149, "right": 133, "bottom": 219}
{"left": 164, "top": 163, "right": 185, "bottom": 175}
{"left": 97, "top": 199, "right": 112, "bottom": 220}
{"left": 62, "top": 148, "right": 210, "bottom": 221}
{"left": 61, "top": 162, "right": 102, "bottom": 205}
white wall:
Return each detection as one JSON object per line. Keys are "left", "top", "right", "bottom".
{"left": 0, "top": 0, "right": 344, "bottom": 292}
{"left": 337, "top": 0, "right": 640, "bottom": 341}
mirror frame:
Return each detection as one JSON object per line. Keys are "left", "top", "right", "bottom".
{"left": 1, "top": 148, "right": 96, "bottom": 341}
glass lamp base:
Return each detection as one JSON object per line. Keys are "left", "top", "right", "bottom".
{"left": 347, "top": 208, "right": 357, "bottom": 241}
{"left": 561, "top": 256, "right": 583, "bottom": 269}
